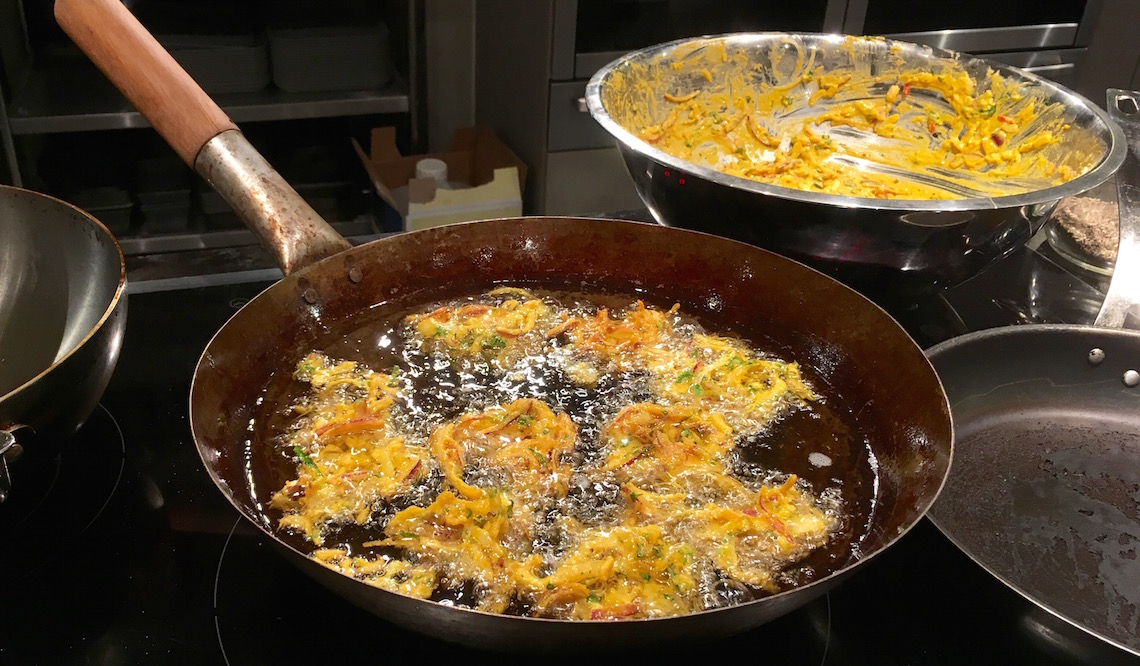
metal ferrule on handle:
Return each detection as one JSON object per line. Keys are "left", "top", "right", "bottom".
{"left": 195, "top": 131, "right": 351, "bottom": 274}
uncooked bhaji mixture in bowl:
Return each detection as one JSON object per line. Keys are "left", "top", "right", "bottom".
{"left": 260, "top": 287, "right": 870, "bottom": 620}
{"left": 595, "top": 34, "right": 1111, "bottom": 200}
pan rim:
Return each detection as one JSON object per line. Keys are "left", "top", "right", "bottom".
{"left": 189, "top": 215, "right": 954, "bottom": 628}
{"left": 928, "top": 513, "right": 1140, "bottom": 658}
{"left": 925, "top": 321, "right": 1140, "bottom": 357}
{"left": 0, "top": 184, "right": 127, "bottom": 407}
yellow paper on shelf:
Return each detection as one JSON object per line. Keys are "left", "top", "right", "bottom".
{"left": 352, "top": 126, "right": 527, "bottom": 231}
{"left": 405, "top": 167, "right": 522, "bottom": 231}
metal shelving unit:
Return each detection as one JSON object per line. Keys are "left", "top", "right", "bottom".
{"left": 6, "top": 56, "right": 410, "bottom": 136}
{"left": 0, "top": 0, "right": 422, "bottom": 255}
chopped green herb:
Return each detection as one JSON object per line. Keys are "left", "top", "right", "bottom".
{"left": 482, "top": 334, "right": 507, "bottom": 349}
{"left": 689, "top": 384, "right": 704, "bottom": 397}
{"left": 674, "top": 369, "right": 693, "bottom": 384}
{"left": 433, "top": 325, "right": 448, "bottom": 337}
{"left": 293, "top": 445, "right": 320, "bottom": 474}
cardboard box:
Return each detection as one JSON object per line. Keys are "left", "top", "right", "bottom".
{"left": 353, "top": 126, "right": 526, "bottom": 231}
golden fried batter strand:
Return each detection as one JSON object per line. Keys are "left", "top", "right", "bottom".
{"left": 548, "top": 300, "right": 678, "bottom": 370}
{"left": 602, "top": 402, "right": 733, "bottom": 489}
{"left": 430, "top": 398, "right": 577, "bottom": 500}
{"left": 406, "top": 290, "right": 551, "bottom": 360}
{"left": 658, "top": 333, "right": 816, "bottom": 430}
{"left": 272, "top": 353, "right": 428, "bottom": 545}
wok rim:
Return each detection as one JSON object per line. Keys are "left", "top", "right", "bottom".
{"left": 189, "top": 215, "right": 955, "bottom": 630}
{"left": 585, "top": 31, "right": 1127, "bottom": 216}
{"left": 0, "top": 184, "right": 127, "bottom": 406}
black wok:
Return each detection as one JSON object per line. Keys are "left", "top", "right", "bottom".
{"left": 0, "top": 185, "right": 127, "bottom": 501}
{"left": 926, "top": 89, "right": 1140, "bottom": 661}
{"left": 55, "top": 0, "right": 952, "bottom": 652}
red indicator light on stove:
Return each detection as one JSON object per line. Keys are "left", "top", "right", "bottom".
{"left": 664, "top": 169, "right": 671, "bottom": 177}
{"left": 678, "top": 177, "right": 685, "bottom": 185}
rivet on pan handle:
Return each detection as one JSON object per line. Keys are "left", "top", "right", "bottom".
{"left": 1097, "top": 89, "right": 1140, "bottom": 329}
{"left": 54, "top": 0, "right": 352, "bottom": 275}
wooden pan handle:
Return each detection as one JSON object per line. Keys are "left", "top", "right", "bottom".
{"left": 53, "top": 0, "right": 351, "bottom": 275}
{"left": 55, "top": 0, "right": 237, "bottom": 166}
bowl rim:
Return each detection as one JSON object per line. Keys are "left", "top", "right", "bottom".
{"left": 585, "top": 31, "right": 1128, "bottom": 213}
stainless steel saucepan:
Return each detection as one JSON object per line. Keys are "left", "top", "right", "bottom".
{"left": 0, "top": 185, "right": 127, "bottom": 501}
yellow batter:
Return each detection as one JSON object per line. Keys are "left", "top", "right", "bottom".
{"left": 609, "top": 36, "right": 1095, "bottom": 200}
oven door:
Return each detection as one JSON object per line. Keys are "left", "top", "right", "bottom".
{"left": 554, "top": 0, "right": 848, "bottom": 80}
{"left": 844, "top": 0, "right": 1101, "bottom": 85}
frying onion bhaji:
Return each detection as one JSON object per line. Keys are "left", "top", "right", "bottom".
{"left": 270, "top": 288, "right": 841, "bottom": 620}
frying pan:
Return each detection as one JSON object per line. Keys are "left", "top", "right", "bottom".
{"left": 54, "top": 0, "right": 952, "bottom": 652}
{"left": 926, "top": 89, "right": 1140, "bottom": 660}
{"left": 0, "top": 185, "right": 127, "bottom": 501}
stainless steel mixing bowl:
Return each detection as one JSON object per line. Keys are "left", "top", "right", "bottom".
{"left": 585, "top": 33, "right": 1127, "bottom": 293}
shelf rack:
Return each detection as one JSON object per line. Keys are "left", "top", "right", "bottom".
{"left": 0, "top": 0, "right": 422, "bottom": 256}
{"left": 5, "top": 56, "right": 410, "bottom": 136}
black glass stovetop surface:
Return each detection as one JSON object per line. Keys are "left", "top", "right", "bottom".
{"left": 2, "top": 231, "right": 1135, "bottom": 665}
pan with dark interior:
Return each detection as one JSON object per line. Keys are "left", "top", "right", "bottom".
{"left": 55, "top": 0, "right": 951, "bottom": 652}
{"left": 0, "top": 185, "right": 127, "bottom": 502}
{"left": 926, "top": 89, "right": 1140, "bottom": 661}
